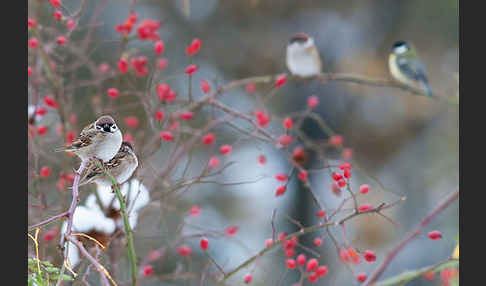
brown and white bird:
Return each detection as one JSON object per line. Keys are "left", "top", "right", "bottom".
{"left": 286, "top": 33, "right": 322, "bottom": 78}
{"left": 56, "top": 115, "right": 123, "bottom": 162}
{"left": 78, "top": 141, "right": 138, "bottom": 188}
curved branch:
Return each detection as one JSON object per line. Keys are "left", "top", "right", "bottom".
{"left": 364, "top": 189, "right": 459, "bottom": 286}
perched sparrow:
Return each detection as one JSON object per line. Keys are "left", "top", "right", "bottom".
{"left": 286, "top": 33, "right": 322, "bottom": 77}
{"left": 388, "top": 41, "right": 433, "bottom": 97}
{"left": 56, "top": 115, "right": 122, "bottom": 162}
{"left": 78, "top": 141, "right": 138, "bottom": 188}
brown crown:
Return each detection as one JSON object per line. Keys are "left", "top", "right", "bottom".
{"left": 96, "top": 115, "right": 115, "bottom": 126}
{"left": 289, "top": 33, "right": 309, "bottom": 44}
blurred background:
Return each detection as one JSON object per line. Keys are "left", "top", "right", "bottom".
{"left": 28, "top": 0, "right": 458, "bottom": 285}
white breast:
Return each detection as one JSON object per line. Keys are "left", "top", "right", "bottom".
{"left": 95, "top": 130, "right": 123, "bottom": 162}
{"left": 388, "top": 54, "right": 413, "bottom": 86}
{"left": 286, "top": 42, "right": 322, "bottom": 77}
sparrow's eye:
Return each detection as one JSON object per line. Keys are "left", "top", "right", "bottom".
{"left": 111, "top": 124, "right": 117, "bottom": 130}
{"left": 96, "top": 125, "right": 102, "bottom": 130}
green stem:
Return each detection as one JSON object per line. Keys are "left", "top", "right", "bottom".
{"left": 96, "top": 161, "right": 138, "bottom": 286}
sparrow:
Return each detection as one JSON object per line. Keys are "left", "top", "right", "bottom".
{"left": 56, "top": 115, "right": 123, "bottom": 162}
{"left": 388, "top": 41, "right": 433, "bottom": 97}
{"left": 286, "top": 33, "right": 322, "bottom": 78}
{"left": 77, "top": 141, "right": 138, "bottom": 188}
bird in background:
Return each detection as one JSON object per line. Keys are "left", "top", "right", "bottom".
{"left": 77, "top": 141, "right": 138, "bottom": 188}
{"left": 55, "top": 115, "right": 123, "bottom": 163}
{"left": 388, "top": 41, "right": 434, "bottom": 97}
{"left": 286, "top": 32, "right": 322, "bottom": 78}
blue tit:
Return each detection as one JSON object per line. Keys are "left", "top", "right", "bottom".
{"left": 388, "top": 41, "right": 433, "bottom": 97}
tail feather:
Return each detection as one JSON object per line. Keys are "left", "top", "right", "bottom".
{"left": 419, "top": 76, "right": 433, "bottom": 97}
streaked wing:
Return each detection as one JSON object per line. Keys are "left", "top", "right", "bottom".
{"left": 65, "top": 124, "right": 98, "bottom": 151}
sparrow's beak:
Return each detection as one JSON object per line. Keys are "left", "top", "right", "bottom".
{"left": 102, "top": 124, "right": 111, "bottom": 132}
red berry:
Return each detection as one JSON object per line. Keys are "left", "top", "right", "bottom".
{"left": 180, "top": 111, "right": 194, "bottom": 120}
{"left": 40, "top": 166, "right": 51, "bottom": 178}
{"left": 331, "top": 183, "right": 341, "bottom": 196}
{"left": 428, "top": 231, "right": 442, "bottom": 240}
{"left": 123, "top": 133, "right": 134, "bottom": 144}
{"left": 35, "top": 107, "right": 47, "bottom": 116}
{"left": 337, "top": 179, "right": 346, "bottom": 188}
{"left": 50, "top": 0, "right": 62, "bottom": 7}
{"left": 339, "top": 248, "right": 350, "bottom": 262}
{"left": 28, "top": 66, "right": 32, "bottom": 76}
{"left": 343, "top": 168, "right": 351, "bottom": 179}
{"left": 28, "top": 38, "right": 38, "bottom": 48}
{"left": 265, "top": 238, "right": 273, "bottom": 247}
{"left": 339, "top": 162, "right": 352, "bottom": 170}
{"left": 332, "top": 172, "right": 342, "bottom": 181}
{"left": 43, "top": 229, "right": 57, "bottom": 242}
{"left": 313, "top": 238, "right": 322, "bottom": 246}
{"left": 143, "top": 265, "right": 153, "bottom": 276}
{"left": 67, "top": 19, "right": 75, "bottom": 29}
{"left": 43, "top": 95, "right": 58, "bottom": 108}
{"left": 347, "top": 248, "right": 361, "bottom": 264}
{"left": 255, "top": 110, "right": 270, "bottom": 127}
{"left": 118, "top": 58, "right": 129, "bottom": 73}
{"left": 154, "top": 40, "right": 164, "bottom": 55}
{"left": 306, "top": 258, "right": 318, "bottom": 272}
{"left": 155, "top": 111, "right": 165, "bottom": 121}
{"left": 286, "top": 259, "right": 297, "bottom": 269}
{"left": 66, "top": 131, "right": 75, "bottom": 143}
{"left": 285, "top": 248, "right": 296, "bottom": 257}
{"left": 359, "top": 204, "right": 372, "bottom": 212}
{"left": 357, "top": 273, "right": 367, "bottom": 283}
{"left": 177, "top": 245, "right": 192, "bottom": 256}
{"left": 298, "top": 170, "right": 308, "bottom": 182}
{"left": 208, "top": 156, "right": 220, "bottom": 168}
{"left": 296, "top": 254, "right": 306, "bottom": 265}
{"left": 200, "top": 238, "right": 209, "bottom": 250}
{"left": 329, "top": 135, "right": 343, "bottom": 146}
{"left": 360, "top": 184, "right": 370, "bottom": 194}
{"left": 342, "top": 148, "right": 353, "bottom": 159}
{"left": 275, "top": 173, "right": 288, "bottom": 181}
{"left": 283, "top": 117, "right": 293, "bottom": 129}
{"left": 189, "top": 205, "right": 201, "bottom": 216}
{"left": 225, "top": 226, "right": 239, "bottom": 236}
{"left": 220, "top": 145, "right": 232, "bottom": 155}
{"left": 124, "top": 116, "right": 139, "bottom": 128}
{"left": 157, "top": 58, "right": 168, "bottom": 70}
{"left": 246, "top": 83, "right": 256, "bottom": 93}
{"left": 136, "top": 19, "right": 160, "bottom": 40}
{"left": 292, "top": 146, "right": 306, "bottom": 163}
{"left": 160, "top": 131, "right": 173, "bottom": 141}
{"left": 364, "top": 250, "right": 376, "bottom": 262}
{"left": 423, "top": 271, "right": 435, "bottom": 280}
{"left": 37, "top": 125, "right": 48, "bottom": 136}
{"left": 28, "top": 18, "right": 36, "bottom": 28}
{"left": 275, "top": 185, "right": 286, "bottom": 196}
{"left": 277, "top": 135, "right": 293, "bottom": 147}
{"left": 317, "top": 210, "right": 326, "bottom": 218}
{"left": 307, "top": 95, "right": 319, "bottom": 108}
{"left": 308, "top": 273, "right": 319, "bottom": 283}
{"left": 131, "top": 56, "right": 149, "bottom": 76}
{"left": 54, "top": 10, "right": 63, "bottom": 20}
{"left": 107, "top": 88, "right": 119, "bottom": 99}
{"left": 316, "top": 265, "right": 328, "bottom": 277}
{"left": 258, "top": 155, "right": 266, "bottom": 164}
{"left": 200, "top": 80, "right": 211, "bottom": 93}
{"left": 186, "top": 38, "right": 201, "bottom": 55}
{"left": 185, "top": 64, "right": 198, "bottom": 75}
{"left": 275, "top": 75, "right": 287, "bottom": 88}
{"left": 244, "top": 273, "right": 252, "bottom": 284}
{"left": 202, "top": 133, "right": 215, "bottom": 145}
{"left": 148, "top": 250, "right": 162, "bottom": 261}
